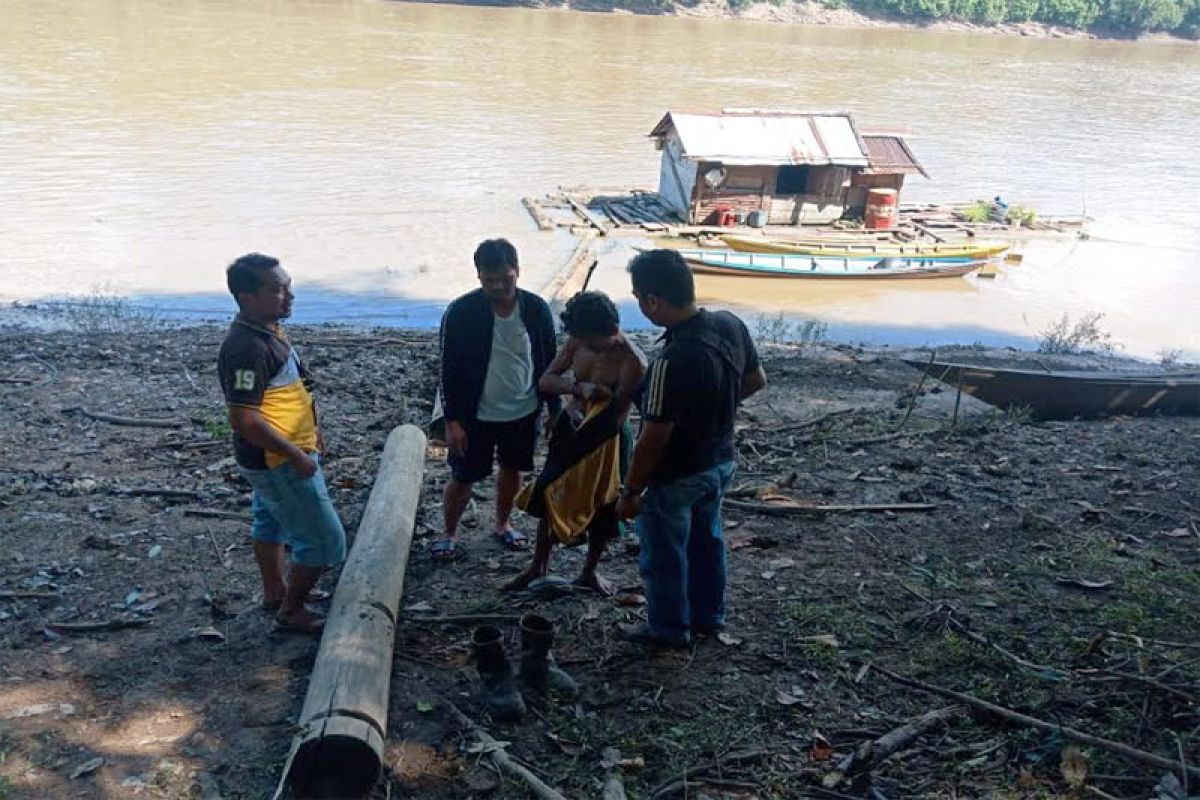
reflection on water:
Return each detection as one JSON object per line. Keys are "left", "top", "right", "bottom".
{"left": 0, "top": 0, "right": 1197, "bottom": 357}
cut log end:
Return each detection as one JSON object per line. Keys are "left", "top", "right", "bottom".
{"left": 289, "top": 734, "right": 381, "bottom": 799}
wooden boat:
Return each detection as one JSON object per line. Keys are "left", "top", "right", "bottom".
{"left": 903, "top": 359, "right": 1200, "bottom": 420}
{"left": 674, "top": 249, "right": 984, "bottom": 280}
{"left": 722, "top": 234, "right": 1010, "bottom": 260}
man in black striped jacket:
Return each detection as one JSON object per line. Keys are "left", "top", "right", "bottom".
{"left": 615, "top": 249, "right": 766, "bottom": 648}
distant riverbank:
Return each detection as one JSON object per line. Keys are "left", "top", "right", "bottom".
{"left": 404, "top": 0, "right": 1199, "bottom": 42}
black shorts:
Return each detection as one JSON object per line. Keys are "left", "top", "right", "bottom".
{"left": 448, "top": 412, "right": 538, "bottom": 483}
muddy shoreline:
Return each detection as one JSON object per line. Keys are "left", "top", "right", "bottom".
{"left": 0, "top": 321, "right": 1197, "bottom": 799}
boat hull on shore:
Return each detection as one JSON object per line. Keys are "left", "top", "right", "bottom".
{"left": 904, "top": 359, "right": 1200, "bottom": 420}
{"left": 675, "top": 249, "right": 983, "bottom": 279}
{"left": 722, "top": 234, "right": 1010, "bottom": 260}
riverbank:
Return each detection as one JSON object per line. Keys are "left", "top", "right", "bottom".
{"left": 410, "top": 0, "right": 1199, "bottom": 41}
{"left": 0, "top": 322, "right": 1196, "bottom": 799}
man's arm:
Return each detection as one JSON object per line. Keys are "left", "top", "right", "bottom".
{"left": 740, "top": 365, "right": 767, "bottom": 400}
{"left": 623, "top": 419, "right": 673, "bottom": 494}
{"left": 536, "top": 300, "right": 563, "bottom": 418}
{"left": 538, "top": 337, "right": 579, "bottom": 396}
{"left": 228, "top": 405, "right": 316, "bottom": 477}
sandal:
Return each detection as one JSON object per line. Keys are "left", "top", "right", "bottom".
{"left": 274, "top": 609, "right": 326, "bottom": 635}
{"left": 261, "top": 588, "right": 330, "bottom": 612}
{"left": 494, "top": 528, "right": 528, "bottom": 550}
{"left": 431, "top": 539, "right": 462, "bottom": 561}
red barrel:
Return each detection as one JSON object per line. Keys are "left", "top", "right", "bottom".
{"left": 864, "top": 188, "right": 898, "bottom": 230}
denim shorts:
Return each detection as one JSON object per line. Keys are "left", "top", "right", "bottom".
{"left": 238, "top": 455, "right": 347, "bottom": 568}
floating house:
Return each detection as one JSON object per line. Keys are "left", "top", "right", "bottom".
{"left": 649, "top": 109, "right": 928, "bottom": 226}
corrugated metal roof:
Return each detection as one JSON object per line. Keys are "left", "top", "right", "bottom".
{"left": 863, "top": 135, "right": 929, "bottom": 178}
{"left": 649, "top": 111, "right": 870, "bottom": 168}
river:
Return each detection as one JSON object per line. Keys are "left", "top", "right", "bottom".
{"left": 1, "top": 0, "right": 1198, "bottom": 358}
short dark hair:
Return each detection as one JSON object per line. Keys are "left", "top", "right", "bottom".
{"left": 474, "top": 239, "right": 519, "bottom": 273}
{"left": 628, "top": 249, "right": 694, "bottom": 307}
{"left": 561, "top": 291, "right": 619, "bottom": 338}
{"left": 226, "top": 253, "right": 280, "bottom": 299}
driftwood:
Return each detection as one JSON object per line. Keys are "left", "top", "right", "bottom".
{"left": 872, "top": 665, "right": 1200, "bottom": 780}
{"left": 446, "top": 700, "right": 568, "bottom": 800}
{"left": 279, "top": 425, "right": 427, "bottom": 799}
{"left": 724, "top": 499, "right": 936, "bottom": 517}
{"left": 824, "top": 706, "right": 961, "bottom": 785}
{"left": 67, "top": 406, "right": 183, "bottom": 428}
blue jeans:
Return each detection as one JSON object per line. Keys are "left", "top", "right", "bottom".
{"left": 637, "top": 461, "right": 735, "bottom": 639}
{"left": 239, "top": 455, "right": 347, "bottom": 568}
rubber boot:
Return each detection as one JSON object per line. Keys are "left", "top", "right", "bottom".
{"left": 471, "top": 626, "right": 526, "bottom": 722}
{"left": 518, "top": 614, "right": 580, "bottom": 700}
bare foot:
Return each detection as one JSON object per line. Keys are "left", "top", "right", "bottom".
{"left": 575, "top": 571, "right": 614, "bottom": 596}
{"left": 275, "top": 606, "right": 326, "bottom": 634}
{"left": 500, "top": 567, "right": 546, "bottom": 593}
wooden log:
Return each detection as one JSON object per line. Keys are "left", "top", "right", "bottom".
{"left": 521, "top": 196, "right": 555, "bottom": 232}
{"left": 280, "top": 425, "right": 427, "bottom": 799}
{"left": 540, "top": 231, "right": 598, "bottom": 312}
{"left": 564, "top": 195, "right": 608, "bottom": 235}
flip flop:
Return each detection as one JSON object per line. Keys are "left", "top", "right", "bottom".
{"left": 494, "top": 528, "right": 528, "bottom": 550}
{"left": 274, "top": 610, "right": 326, "bottom": 635}
{"left": 431, "top": 539, "right": 462, "bottom": 561}
{"left": 260, "top": 588, "right": 330, "bottom": 612}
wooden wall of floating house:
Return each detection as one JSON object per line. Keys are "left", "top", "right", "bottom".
{"left": 657, "top": 135, "right": 698, "bottom": 220}
{"left": 847, "top": 173, "right": 905, "bottom": 214}
{"left": 691, "top": 164, "right": 773, "bottom": 224}
{"left": 769, "top": 166, "right": 852, "bottom": 225}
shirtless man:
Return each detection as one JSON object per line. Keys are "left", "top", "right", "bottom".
{"left": 503, "top": 292, "right": 645, "bottom": 594}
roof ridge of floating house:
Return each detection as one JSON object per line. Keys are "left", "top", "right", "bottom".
{"left": 648, "top": 108, "right": 926, "bottom": 226}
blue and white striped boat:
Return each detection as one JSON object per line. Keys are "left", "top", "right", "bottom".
{"left": 673, "top": 249, "right": 984, "bottom": 280}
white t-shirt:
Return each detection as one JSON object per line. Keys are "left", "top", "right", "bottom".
{"left": 476, "top": 308, "right": 538, "bottom": 422}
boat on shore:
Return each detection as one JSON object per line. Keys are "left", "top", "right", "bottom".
{"left": 672, "top": 249, "right": 984, "bottom": 280}
{"left": 722, "top": 234, "right": 1010, "bottom": 260}
{"left": 903, "top": 359, "right": 1200, "bottom": 420}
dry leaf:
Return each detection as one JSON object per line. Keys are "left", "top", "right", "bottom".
{"left": 1161, "top": 528, "right": 1191, "bottom": 538}
{"left": 1060, "top": 745, "right": 1088, "bottom": 787}
{"left": 809, "top": 732, "right": 834, "bottom": 762}
{"left": 775, "top": 687, "right": 804, "bottom": 706}
{"left": 716, "top": 632, "right": 742, "bottom": 647}
{"left": 614, "top": 593, "right": 646, "bottom": 607}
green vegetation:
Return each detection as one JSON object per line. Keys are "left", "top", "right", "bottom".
{"left": 754, "top": 312, "right": 829, "bottom": 352}
{"left": 852, "top": 0, "right": 1197, "bottom": 33}
{"left": 51, "top": 285, "right": 161, "bottom": 335}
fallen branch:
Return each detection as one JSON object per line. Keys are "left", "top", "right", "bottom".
{"left": 946, "top": 617, "right": 1065, "bottom": 676}
{"left": 724, "top": 500, "right": 936, "bottom": 517}
{"left": 406, "top": 614, "right": 522, "bottom": 626}
{"left": 771, "top": 407, "right": 858, "bottom": 435}
{"left": 117, "top": 487, "right": 206, "bottom": 500}
{"left": 181, "top": 508, "right": 252, "bottom": 522}
{"left": 824, "top": 706, "right": 961, "bottom": 785}
{"left": 445, "top": 699, "right": 567, "bottom": 800}
{"left": 45, "top": 619, "right": 153, "bottom": 634}
{"left": 0, "top": 591, "right": 58, "bottom": 600}
{"left": 648, "top": 749, "right": 766, "bottom": 798}
{"left": 872, "top": 665, "right": 1200, "bottom": 780}
{"left": 66, "top": 407, "right": 183, "bottom": 428}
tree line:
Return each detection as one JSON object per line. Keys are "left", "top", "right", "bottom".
{"left": 712, "top": 0, "right": 1200, "bottom": 35}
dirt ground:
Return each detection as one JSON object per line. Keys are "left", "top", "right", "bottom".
{"left": 0, "top": 317, "right": 1197, "bottom": 800}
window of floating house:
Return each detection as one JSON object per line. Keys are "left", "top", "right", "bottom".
{"left": 775, "top": 165, "right": 811, "bottom": 195}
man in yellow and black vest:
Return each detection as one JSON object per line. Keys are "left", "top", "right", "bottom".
{"left": 217, "top": 253, "right": 346, "bottom": 634}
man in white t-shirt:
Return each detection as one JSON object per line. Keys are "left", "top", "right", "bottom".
{"left": 434, "top": 239, "right": 560, "bottom": 560}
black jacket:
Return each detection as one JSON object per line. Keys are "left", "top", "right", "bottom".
{"left": 439, "top": 288, "right": 561, "bottom": 424}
